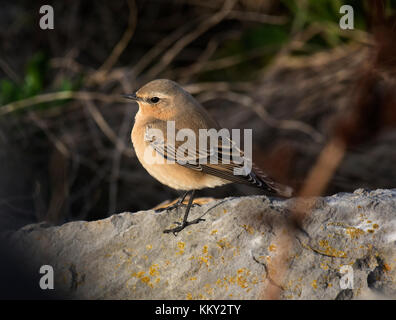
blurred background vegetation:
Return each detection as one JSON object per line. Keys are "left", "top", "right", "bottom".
{"left": 0, "top": 0, "right": 395, "bottom": 230}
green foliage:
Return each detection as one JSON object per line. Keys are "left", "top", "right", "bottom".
{"left": 200, "top": 24, "right": 289, "bottom": 81}
{"left": 0, "top": 52, "right": 47, "bottom": 105}
{"left": 0, "top": 52, "right": 82, "bottom": 111}
{"left": 244, "top": 25, "right": 289, "bottom": 49}
{"left": 280, "top": 0, "right": 368, "bottom": 49}
{"left": 0, "top": 79, "right": 15, "bottom": 105}
{"left": 199, "top": 0, "right": 377, "bottom": 81}
{"left": 23, "top": 52, "right": 47, "bottom": 97}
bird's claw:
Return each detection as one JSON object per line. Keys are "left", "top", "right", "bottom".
{"left": 163, "top": 218, "right": 205, "bottom": 236}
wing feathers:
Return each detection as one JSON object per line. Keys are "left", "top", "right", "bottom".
{"left": 146, "top": 125, "right": 293, "bottom": 197}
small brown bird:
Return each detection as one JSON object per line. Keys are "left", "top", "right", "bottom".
{"left": 124, "top": 79, "right": 292, "bottom": 234}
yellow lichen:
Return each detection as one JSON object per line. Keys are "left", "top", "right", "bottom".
{"left": 316, "top": 240, "right": 347, "bottom": 258}
{"left": 242, "top": 224, "right": 255, "bottom": 235}
{"left": 198, "top": 256, "right": 209, "bottom": 267}
{"left": 204, "top": 284, "right": 214, "bottom": 296}
{"left": 216, "top": 238, "right": 232, "bottom": 249}
{"left": 136, "top": 271, "right": 145, "bottom": 278}
{"left": 225, "top": 276, "right": 236, "bottom": 284}
{"left": 237, "top": 275, "right": 248, "bottom": 288}
{"left": 178, "top": 241, "right": 185, "bottom": 249}
{"left": 149, "top": 264, "right": 159, "bottom": 276}
{"left": 141, "top": 276, "right": 150, "bottom": 284}
{"left": 345, "top": 227, "right": 365, "bottom": 239}
{"left": 320, "top": 263, "right": 329, "bottom": 270}
{"left": 131, "top": 271, "right": 154, "bottom": 288}
{"left": 233, "top": 247, "right": 240, "bottom": 257}
{"left": 176, "top": 241, "right": 185, "bottom": 255}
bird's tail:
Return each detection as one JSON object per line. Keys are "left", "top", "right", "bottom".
{"left": 251, "top": 165, "right": 294, "bottom": 198}
{"left": 269, "top": 180, "right": 294, "bottom": 198}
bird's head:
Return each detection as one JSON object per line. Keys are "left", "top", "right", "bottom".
{"left": 123, "top": 79, "right": 190, "bottom": 119}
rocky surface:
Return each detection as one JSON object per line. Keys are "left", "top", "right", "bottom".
{"left": 1, "top": 189, "right": 396, "bottom": 299}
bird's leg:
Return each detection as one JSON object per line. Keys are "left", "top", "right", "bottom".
{"left": 155, "top": 190, "right": 190, "bottom": 213}
{"left": 163, "top": 190, "right": 205, "bottom": 235}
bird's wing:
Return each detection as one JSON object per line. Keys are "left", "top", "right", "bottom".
{"left": 145, "top": 123, "right": 293, "bottom": 197}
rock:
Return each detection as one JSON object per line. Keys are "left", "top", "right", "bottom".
{"left": 1, "top": 189, "right": 396, "bottom": 299}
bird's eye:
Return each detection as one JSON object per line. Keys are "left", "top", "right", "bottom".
{"left": 150, "top": 97, "right": 160, "bottom": 103}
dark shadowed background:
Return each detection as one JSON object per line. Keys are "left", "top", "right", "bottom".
{"left": 0, "top": 0, "right": 395, "bottom": 232}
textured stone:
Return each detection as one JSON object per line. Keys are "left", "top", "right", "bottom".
{"left": 1, "top": 189, "right": 396, "bottom": 299}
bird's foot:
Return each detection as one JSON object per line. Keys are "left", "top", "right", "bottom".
{"left": 163, "top": 218, "right": 205, "bottom": 236}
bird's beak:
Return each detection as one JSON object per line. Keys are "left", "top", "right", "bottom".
{"left": 122, "top": 92, "right": 141, "bottom": 101}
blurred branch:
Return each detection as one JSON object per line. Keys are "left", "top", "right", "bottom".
{"left": 131, "top": 18, "right": 199, "bottom": 77}
{"left": 28, "top": 112, "right": 71, "bottom": 159}
{"left": 108, "top": 108, "right": 132, "bottom": 213}
{"left": 189, "top": 0, "right": 288, "bottom": 25}
{"left": 89, "top": 0, "right": 138, "bottom": 83}
{"left": 274, "top": 14, "right": 371, "bottom": 66}
{"left": 84, "top": 99, "right": 135, "bottom": 158}
{"left": 184, "top": 81, "right": 252, "bottom": 93}
{"left": 177, "top": 45, "right": 278, "bottom": 77}
{"left": 50, "top": 57, "right": 91, "bottom": 74}
{"left": 227, "top": 10, "right": 288, "bottom": 25}
{"left": 178, "top": 38, "right": 219, "bottom": 81}
{"left": 197, "top": 90, "right": 324, "bottom": 143}
{"left": 0, "top": 91, "right": 127, "bottom": 116}
{"left": 145, "top": 0, "right": 237, "bottom": 79}
{"left": 298, "top": 137, "right": 346, "bottom": 198}
{"left": 0, "top": 58, "right": 21, "bottom": 83}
